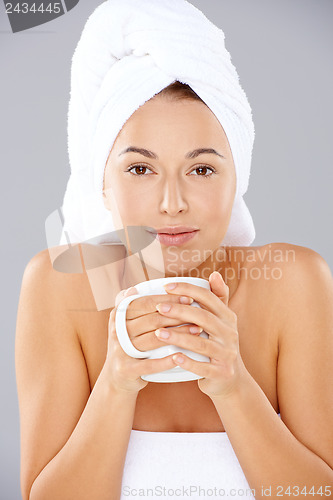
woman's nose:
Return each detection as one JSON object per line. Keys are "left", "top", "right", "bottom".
{"left": 159, "top": 179, "right": 188, "bottom": 216}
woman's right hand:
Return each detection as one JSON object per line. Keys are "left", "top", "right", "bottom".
{"left": 105, "top": 286, "right": 201, "bottom": 395}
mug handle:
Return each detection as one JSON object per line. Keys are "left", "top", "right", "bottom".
{"left": 115, "top": 292, "right": 210, "bottom": 363}
{"left": 115, "top": 294, "right": 158, "bottom": 358}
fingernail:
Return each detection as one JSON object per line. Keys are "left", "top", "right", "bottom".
{"left": 189, "top": 326, "right": 203, "bottom": 334}
{"left": 164, "top": 283, "right": 177, "bottom": 290}
{"left": 155, "top": 329, "right": 170, "bottom": 339}
{"left": 179, "top": 296, "right": 193, "bottom": 304}
{"left": 173, "top": 354, "right": 184, "bottom": 364}
{"left": 156, "top": 303, "right": 171, "bottom": 313}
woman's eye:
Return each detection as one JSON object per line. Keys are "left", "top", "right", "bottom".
{"left": 127, "top": 165, "right": 153, "bottom": 175}
{"left": 126, "top": 164, "right": 216, "bottom": 177}
{"left": 189, "top": 166, "right": 215, "bottom": 177}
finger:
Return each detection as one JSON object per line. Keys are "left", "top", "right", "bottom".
{"left": 127, "top": 311, "right": 193, "bottom": 338}
{"left": 170, "top": 347, "right": 237, "bottom": 376}
{"left": 126, "top": 293, "right": 193, "bottom": 320}
{"left": 108, "top": 308, "right": 180, "bottom": 386}
{"left": 132, "top": 324, "right": 204, "bottom": 352}
{"left": 132, "top": 353, "right": 182, "bottom": 377}
{"left": 209, "top": 271, "right": 229, "bottom": 306}
{"left": 170, "top": 352, "right": 214, "bottom": 379}
{"left": 154, "top": 327, "right": 225, "bottom": 359}
{"left": 155, "top": 302, "right": 238, "bottom": 342}
{"left": 111, "top": 346, "right": 177, "bottom": 388}
{"left": 156, "top": 325, "right": 238, "bottom": 365}
{"left": 170, "top": 351, "right": 237, "bottom": 384}
{"left": 155, "top": 302, "right": 218, "bottom": 337}
{"left": 162, "top": 281, "right": 236, "bottom": 325}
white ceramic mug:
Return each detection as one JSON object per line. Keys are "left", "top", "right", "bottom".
{"left": 115, "top": 277, "right": 211, "bottom": 383}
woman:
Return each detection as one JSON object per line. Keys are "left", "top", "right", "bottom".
{"left": 15, "top": 1, "right": 333, "bottom": 499}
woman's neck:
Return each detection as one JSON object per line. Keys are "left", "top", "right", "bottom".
{"left": 120, "top": 246, "right": 237, "bottom": 299}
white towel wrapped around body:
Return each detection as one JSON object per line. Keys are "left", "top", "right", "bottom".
{"left": 60, "top": 0, "right": 255, "bottom": 246}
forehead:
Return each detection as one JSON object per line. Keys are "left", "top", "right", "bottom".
{"left": 112, "top": 97, "right": 230, "bottom": 154}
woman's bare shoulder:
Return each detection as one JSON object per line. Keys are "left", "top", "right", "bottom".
{"left": 227, "top": 241, "right": 330, "bottom": 277}
{"left": 21, "top": 246, "right": 90, "bottom": 310}
{"left": 232, "top": 242, "right": 332, "bottom": 333}
{"left": 21, "top": 243, "right": 127, "bottom": 311}
{"left": 249, "top": 242, "right": 331, "bottom": 286}
{"left": 226, "top": 242, "right": 332, "bottom": 313}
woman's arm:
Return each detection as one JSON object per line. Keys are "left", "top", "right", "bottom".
{"left": 210, "top": 247, "right": 333, "bottom": 497}
{"left": 156, "top": 244, "right": 333, "bottom": 497}
{"left": 15, "top": 250, "right": 138, "bottom": 500}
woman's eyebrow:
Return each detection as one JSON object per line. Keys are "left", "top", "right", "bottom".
{"left": 118, "top": 146, "right": 225, "bottom": 159}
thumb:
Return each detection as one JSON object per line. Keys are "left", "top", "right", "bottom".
{"left": 209, "top": 271, "right": 229, "bottom": 305}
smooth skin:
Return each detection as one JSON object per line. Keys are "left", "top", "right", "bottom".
{"left": 103, "top": 97, "right": 236, "bottom": 276}
{"left": 16, "top": 95, "right": 333, "bottom": 499}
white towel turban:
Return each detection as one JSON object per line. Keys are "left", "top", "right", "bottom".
{"left": 60, "top": 0, "right": 255, "bottom": 247}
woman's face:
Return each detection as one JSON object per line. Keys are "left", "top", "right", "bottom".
{"left": 103, "top": 96, "right": 236, "bottom": 276}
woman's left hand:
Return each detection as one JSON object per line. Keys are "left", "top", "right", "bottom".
{"left": 155, "top": 271, "right": 248, "bottom": 400}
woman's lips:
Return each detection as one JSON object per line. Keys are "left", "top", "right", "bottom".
{"left": 155, "top": 230, "right": 199, "bottom": 246}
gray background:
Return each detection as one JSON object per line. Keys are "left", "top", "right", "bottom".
{"left": 1, "top": 0, "right": 332, "bottom": 498}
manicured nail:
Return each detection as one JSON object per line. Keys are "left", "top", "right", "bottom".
{"left": 164, "top": 283, "right": 177, "bottom": 290}
{"left": 189, "top": 326, "right": 203, "bottom": 334}
{"left": 155, "top": 329, "right": 170, "bottom": 339}
{"left": 173, "top": 354, "right": 184, "bottom": 364}
{"left": 156, "top": 303, "right": 171, "bottom": 313}
{"left": 179, "top": 296, "right": 193, "bottom": 304}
